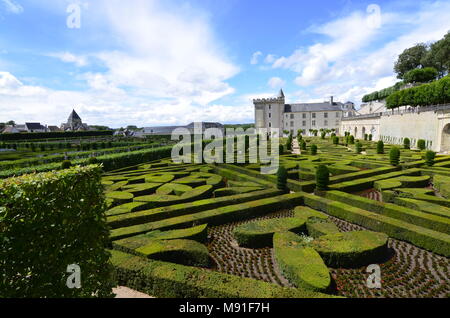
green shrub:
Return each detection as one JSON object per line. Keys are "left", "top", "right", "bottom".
{"left": 364, "top": 134, "right": 368, "bottom": 141}
{"left": 376, "top": 140, "right": 384, "bottom": 154}
{"left": 403, "top": 67, "right": 438, "bottom": 84}
{"left": 279, "top": 144, "right": 285, "bottom": 155}
{"left": 300, "top": 140, "right": 307, "bottom": 151}
{"left": 233, "top": 217, "right": 306, "bottom": 248}
{"left": 403, "top": 138, "right": 411, "bottom": 149}
{"left": 88, "top": 157, "right": 99, "bottom": 164}
{"left": 369, "top": 134, "right": 373, "bottom": 141}
{"left": 355, "top": 142, "right": 362, "bottom": 154}
{"left": 389, "top": 147, "right": 400, "bottom": 166}
{"left": 321, "top": 132, "right": 326, "bottom": 139}
{"left": 0, "top": 165, "right": 114, "bottom": 297}
{"left": 277, "top": 166, "right": 288, "bottom": 192}
{"left": 61, "top": 160, "right": 72, "bottom": 169}
{"left": 332, "top": 136, "right": 339, "bottom": 145}
{"left": 425, "top": 150, "right": 436, "bottom": 166}
{"left": 310, "top": 144, "right": 318, "bottom": 155}
{"left": 348, "top": 136, "right": 355, "bottom": 144}
{"left": 315, "top": 165, "right": 329, "bottom": 191}
{"left": 417, "top": 139, "right": 426, "bottom": 151}
{"left": 273, "top": 232, "right": 330, "bottom": 292}
{"left": 110, "top": 249, "right": 333, "bottom": 298}
{"left": 311, "top": 231, "right": 389, "bottom": 268}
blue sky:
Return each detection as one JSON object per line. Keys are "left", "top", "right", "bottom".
{"left": 0, "top": 0, "right": 449, "bottom": 128}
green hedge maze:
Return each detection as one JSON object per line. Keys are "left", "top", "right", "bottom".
{"left": 106, "top": 137, "right": 450, "bottom": 298}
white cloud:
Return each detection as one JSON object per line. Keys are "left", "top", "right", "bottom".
{"left": 270, "top": 1, "right": 450, "bottom": 105}
{"left": 268, "top": 77, "right": 286, "bottom": 89}
{"left": 250, "top": 51, "right": 262, "bottom": 65}
{"left": 1, "top": 0, "right": 23, "bottom": 14}
{"left": 48, "top": 52, "right": 88, "bottom": 67}
{"left": 264, "top": 54, "right": 276, "bottom": 64}
{"left": 0, "top": 0, "right": 242, "bottom": 126}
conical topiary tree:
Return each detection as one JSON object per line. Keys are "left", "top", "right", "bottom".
{"left": 377, "top": 140, "right": 384, "bottom": 154}
{"left": 333, "top": 136, "right": 339, "bottom": 145}
{"left": 349, "top": 135, "right": 355, "bottom": 144}
{"left": 315, "top": 165, "right": 330, "bottom": 191}
{"left": 61, "top": 160, "right": 72, "bottom": 169}
{"left": 277, "top": 166, "right": 288, "bottom": 192}
{"left": 403, "top": 138, "right": 411, "bottom": 150}
{"left": 310, "top": 144, "right": 318, "bottom": 155}
{"left": 300, "top": 140, "right": 307, "bottom": 151}
{"left": 355, "top": 142, "right": 362, "bottom": 154}
{"left": 279, "top": 144, "right": 285, "bottom": 155}
{"left": 425, "top": 150, "right": 436, "bottom": 166}
{"left": 389, "top": 147, "right": 400, "bottom": 166}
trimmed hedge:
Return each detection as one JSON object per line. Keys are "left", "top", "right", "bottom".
{"left": 273, "top": 232, "right": 331, "bottom": 292}
{"left": 0, "top": 130, "right": 113, "bottom": 141}
{"left": 135, "top": 239, "right": 210, "bottom": 267}
{"left": 303, "top": 193, "right": 450, "bottom": 256}
{"left": 107, "top": 189, "right": 282, "bottom": 228}
{"left": 324, "top": 190, "right": 450, "bottom": 233}
{"left": 434, "top": 174, "right": 450, "bottom": 199}
{"left": 110, "top": 249, "right": 335, "bottom": 298}
{"left": 111, "top": 192, "right": 304, "bottom": 240}
{"left": 0, "top": 165, "right": 114, "bottom": 297}
{"left": 233, "top": 217, "right": 306, "bottom": 248}
{"left": 311, "top": 231, "right": 389, "bottom": 268}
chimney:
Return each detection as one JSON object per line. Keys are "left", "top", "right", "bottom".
{"left": 330, "top": 96, "right": 334, "bottom": 105}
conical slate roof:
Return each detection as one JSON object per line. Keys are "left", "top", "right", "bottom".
{"left": 68, "top": 109, "right": 81, "bottom": 122}
{"left": 278, "top": 89, "right": 285, "bottom": 98}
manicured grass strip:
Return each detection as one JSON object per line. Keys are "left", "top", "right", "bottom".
{"left": 303, "top": 193, "right": 450, "bottom": 257}
{"left": 324, "top": 191, "right": 450, "bottom": 233}
{"left": 329, "top": 166, "right": 400, "bottom": 184}
{"left": 111, "top": 192, "right": 304, "bottom": 240}
{"left": 107, "top": 189, "right": 282, "bottom": 228}
{"left": 329, "top": 168, "right": 421, "bottom": 192}
{"left": 110, "top": 249, "right": 336, "bottom": 298}
{"left": 273, "top": 232, "right": 331, "bottom": 292}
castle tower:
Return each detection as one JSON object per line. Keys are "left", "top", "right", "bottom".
{"left": 253, "top": 89, "right": 285, "bottom": 137}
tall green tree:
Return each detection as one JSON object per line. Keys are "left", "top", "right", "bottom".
{"left": 394, "top": 43, "right": 428, "bottom": 79}
{"left": 422, "top": 31, "right": 450, "bottom": 78}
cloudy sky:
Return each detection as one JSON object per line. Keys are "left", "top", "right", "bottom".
{"left": 0, "top": 0, "right": 449, "bottom": 128}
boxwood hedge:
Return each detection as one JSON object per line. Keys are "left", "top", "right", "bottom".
{"left": 0, "top": 165, "right": 114, "bottom": 297}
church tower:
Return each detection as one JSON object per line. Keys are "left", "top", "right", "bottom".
{"left": 253, "top": 89, "right": 285, "bottom": 137}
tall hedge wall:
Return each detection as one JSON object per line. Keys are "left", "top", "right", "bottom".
{"left": 0, "top": 130, "right": 113, "bottom": 141}
{"left": 0, "top": 165, "right": 114, "bottom": 297}
{"left": 386, "top": 75, "right": 450, "bottom": 109}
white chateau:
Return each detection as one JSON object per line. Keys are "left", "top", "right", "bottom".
{"left": 254, "top": 89, "right": 356, "bottom": 136}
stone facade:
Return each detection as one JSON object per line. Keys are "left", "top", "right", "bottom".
{"left": 341, "top": 103, "right": 450, "bottom": 153}
{"left": 254, "top": 89, "right": 356, "bottom": 137}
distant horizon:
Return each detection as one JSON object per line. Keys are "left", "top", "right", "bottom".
{"left": 1, "top": 0, "right": 450, "bottom": 127}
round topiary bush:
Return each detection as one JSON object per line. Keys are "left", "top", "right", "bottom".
{"left": 277, "top": 166, "right": 288, "bottom": 192}
{"left": 376, "top": 140, "right": 384, "bottom": 154}
{"left": 310, "top": 144, "right": 318, "bottom": 155}
{"left": 315, "top": 165, "right": 329, "bottom": 191}
{"left": 403, "top": 138, "right": 411, "bottom": 149}
{"left": 417, "top": 139, "right": 426, "bottom": 151}
{"left": 61, "top": 160, "right": 72, "bottom": 169}
{"left": 355, "top": 142, "right": 362, "bottom": 154}
{"left": 389, "top": 147, "right": 400, "bottom": 166}
{"left": 425, "top": 150, "right": 435, "bottom": 166}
